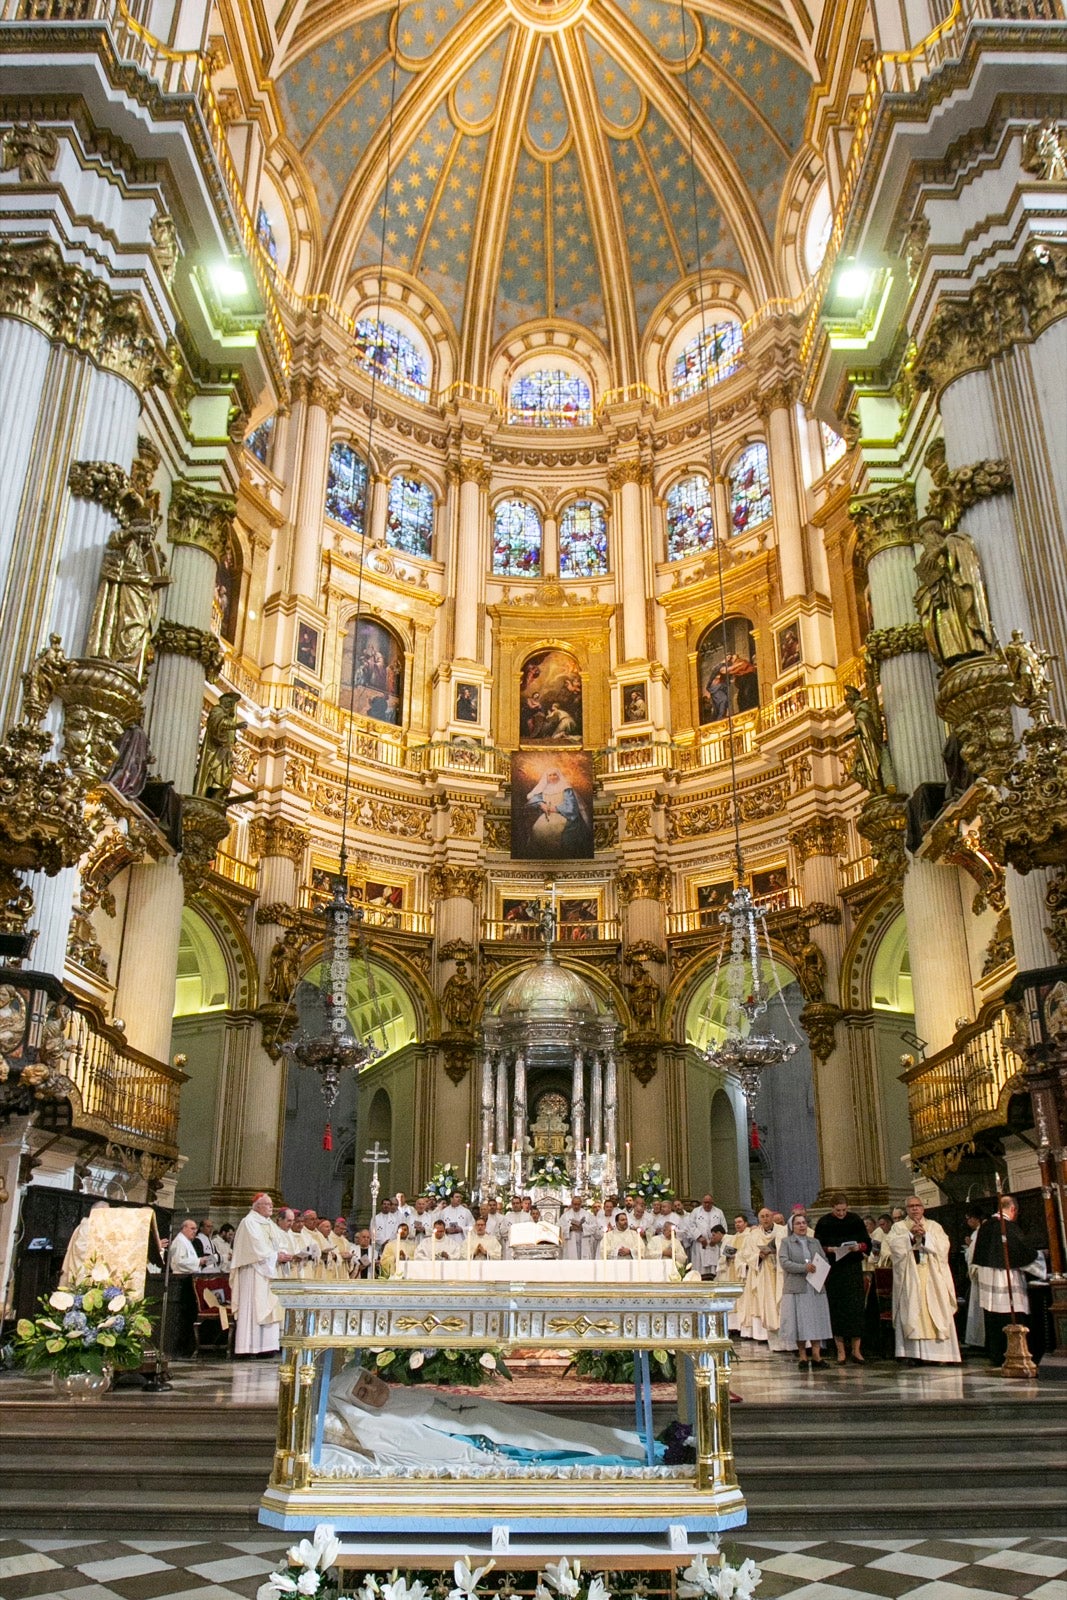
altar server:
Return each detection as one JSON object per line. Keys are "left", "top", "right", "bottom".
{"left": 685, "top": 1194, "right": 730, "bottom": 1275}
{"left": 466, "top": 1218, "right": 503, "bottom": 1260}
{"left": 562, "top": 1195, "right": 594, "bottom": 1260}
{"left": 231, "top": 1194, "right": 289, "bottom": 1356}
{"left": 736, "top": 1208, "right": 785, "bottom": 1344}
{"left": 601, "top": 1210, "right": 645, "bottom": 1260}
{"left": 441, "top": 1192, "right": 475, "bottom": 1240}
{"left": 888, "top": 1196, "right": 959, "bottom": 1364}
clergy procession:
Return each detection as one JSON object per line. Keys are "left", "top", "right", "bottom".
{"left": 168, "top": 1184, "right": 1050, "bottom": 1370}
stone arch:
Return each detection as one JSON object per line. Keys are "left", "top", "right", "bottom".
{"left": 709, "top": 1087, "right": 741, "bottom": 1213}
{"left": 841, "top": 885, "right": 906, "bottom": 1013}
{"left": 179, "top": 894, "right": 258, "bottom": 1014}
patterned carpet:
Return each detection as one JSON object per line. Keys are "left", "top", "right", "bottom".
{"left": 0, "top": 1535, "right": 1063, "bottom": 1600}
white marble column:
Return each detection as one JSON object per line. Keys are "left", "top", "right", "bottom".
{"left": 290, "top": 379, "right": 339, "bottom": 602}
{"left": 452, "top": 460, "right": 487, "bottom": 663}
{"left": 612, "top": 464, "right": 648, "bottom": 663}
{"left": 148, "top": 541, "right": 219, "bottom": 792}
{"left": 113, "top": 855, "right": 185, "bottom": 1062}
{"left": 760, "top": 390, "right": 806, "bottom": 602}
{"left": 0, "top": 319, "right": 53, "bottom": 631}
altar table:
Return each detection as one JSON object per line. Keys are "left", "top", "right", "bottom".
{"left": 260, "top": 1274, "right": 744, "bottom": 1557}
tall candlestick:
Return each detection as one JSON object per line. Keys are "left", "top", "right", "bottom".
{"left": 464, "top": 1142, "right": 470, "bottom": 1185}
{"left": 625, "top": 1141, "right": 631, "bottom": 1180}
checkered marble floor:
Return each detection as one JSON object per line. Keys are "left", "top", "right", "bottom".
{"left": 0, "top": 1536, "right": 1063, "bottom": 1600}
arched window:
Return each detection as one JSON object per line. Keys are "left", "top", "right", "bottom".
{"left": 325, "top": 442, "right": 368, "bottom": 532}
{"left": 728, "top": 443, "right": 772, "bottom": 534}
{"left": 670, "top": 322, "right": 743, "bottom": 400}
{"left": 492, "top": 498, "right": 542, "bottom": 577}
{"left": 559, "top": 499, "right": 608, "bottom": 578}
{"left": 256, "top": 204, "right": 278, "bottom": 263}
{"left": 666, "top": 473, "right": 714, "bottom": 561}
{"left": 386, "top": 476, "right": 434, "bottom": 558}
{"left": 245, "top": 415, "right": 274, "bottom": 465}
{"left": 507, "top": 370, "right": 593, "bottom": 429}
{"left": 821, "top": 422, "right": 847, "bottom": 470}
{"left": 353, "top": 319, "right": 430, "bottom": 402}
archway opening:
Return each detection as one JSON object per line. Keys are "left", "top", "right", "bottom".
{"left": 709, "top": 1088, "right": 740, "bottom": 1215}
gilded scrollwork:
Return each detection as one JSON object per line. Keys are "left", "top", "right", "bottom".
{"left": 429, "top": 864, "right": 486, "bottom": 902}
{"left": 789, "top": 817, "right": 849, "bottom": 862}
{"left": 153, "top": 621, "right": 225, "bottom": 680}
{"left": 799, "top": 1001, "right": 842, "bottom": 1064}
{"left": 916, "top": 241, "right": 1067, "bottom": 392}
{"left": 864, "top": 624, "right": 925, "bottom": 664}
{"left": 925, "top": 439, "right": 1014, "bottom": 533}
{"left": 616, "top": 866, "right": 671, "bottom": 906}
{"left": 168, "top": 481, "right": 236, "bottom": 565}
{"left": 849, "top": 484, "right": 917, "bottom": 570}
{"left": 856, "top": 792, "right": 908, "bottom": 876}
{"left": 1021, "top": 119, "right": 1067, "bottom": 183}
{"left": 249, "top": 817, "right": 310, "bottom": 865}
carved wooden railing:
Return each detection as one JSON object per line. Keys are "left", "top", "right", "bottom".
{"left": 902, "top": 1000, "right": 1026, "bottom": 1173}
{"left": 63, "top": 1002, "right": 186, "bottom": 1157}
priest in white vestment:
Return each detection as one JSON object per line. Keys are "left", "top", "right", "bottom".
{"left": 321, "top": 1365, "right": 653, "bottom": 1473}
{"left": 231, "top": 1194, "right": 290, "bottom": 1356}
{"left": 378, "top": 1223, "right": 414, "bottom": 1278}
{"left": 291, "top": 1211, "right": 325, "bottom": 1278}
{"left": 415, "top": 1219, "right": 459, "bottom": 1261}
{"left": 685, "top": 1195, "right": 730, "bottom": 1276}
{"left": 562, "top": 1196, "right": 593, "bottom": 1260}
{"left": 59, "top": 1202, "right": 112, "bottom": 1286}
{"left": 736, "top": 1209, "right": 785, "bottom": 1344}
{"left": 627, "top": 1197, "right": 654, "bottom": 1242}
{"left": 601, "top": 1212, "right": 645, "bottom": 1259}
{"left": 465, "top": 1219, "right": 502, "bottom": 1261}
{"left": 645, "top": 1221, "right": 689, "bottom": 1277}
{"left": 441, "top": 1194, "right": 475, "bottom": 1241}
{"left": 888, "top": 1197, "right": 959, "bottom": 1364}
{"left": 720, "top": 1216, "right": 750, "bottom": 1331}
{"left": 498, "top": 1197, "right": 525, "bottom": 1258}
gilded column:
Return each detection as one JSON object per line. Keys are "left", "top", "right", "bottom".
{"left": 617, "top": 865, "right": 670, "bottom": 954}
{"left": 290, "top": 378, "right": 341, "bottom": 602}
{"left": 757, "top": 382, "right": 806, "bottom": 602}
{"left": 609, "top": 459, "right": 650, "bottom": 664}
{"left": 850, "top": 487, "right": 974, "bottom": 1052}
{"left": 452, "top": 457, "right": 489, "bottom": 664}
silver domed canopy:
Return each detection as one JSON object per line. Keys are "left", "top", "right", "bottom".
{"left": 498, "top": 953, "right": 598, "bottom": 1022}
{"left": 484, "top": 949, "right": 617, "bottom": 1065}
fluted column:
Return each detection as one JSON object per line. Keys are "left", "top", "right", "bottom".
{"left": 589, "top": 1053, "right": 604, "bottom": 1154}
{"left": 851, "top": 488, "right": 974, "bottom": 1051}
{"left": 0, "top": 319, "right": 53, "bottom": 650}
{"left": 113, "top": 856, "right": 185, "bottom": 1061}
{"left": 609, "top": 460, "right": 649, "bottom": 663}
{"left": 570, "top": 1050, "right": 585, "bottom": 1157}
{"left": 604, "top": 1050, "right": 619, "bottom": 1174}
{"left": 512, "top": 1051, "right": 527, "bottom": 1161}
{"left": 290, "top": 378, "right": 340, "bottom": 602}
{"left": 368, "top": 473, "right": 389, "bottom": 547}
{"left": 452, "top": 457, "right": 489, "bottom": 663}
{"left": 617, "top": 865, "right": 670, "bottom": 954}
{"left": 495, "top": 1053, "right": 508, "bottom": 1153}
{"left": 479, "top": 1051, "right": 495, "bottom": 1181}
{"left": 758, "top": 383, "right": 806, "bottom": 602}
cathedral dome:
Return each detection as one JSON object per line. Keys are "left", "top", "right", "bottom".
{"left": 498, "top": 955, "right": 598, "bottom": 1021}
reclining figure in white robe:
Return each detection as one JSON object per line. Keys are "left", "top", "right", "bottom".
{"left": 320, "top": 1364, "right": 653, "bottom": 1473}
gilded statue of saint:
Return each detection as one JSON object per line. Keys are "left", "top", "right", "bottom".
{"left": 85, "top": 518, "right": 169, "bottom": 682}
{"left": 914, "top": 518, "right": 995, "bottom": 667}
{"left": 441, "top": 959, "right": 478, "bottom": 1032}
{"left": 1002, "top": 630, "right": 1057, "bottom": 726}
{"left": 626, "top": 958, "right": 660, "bottom": 1034}
{"left": 194, "top": 691, "right": 244, "bottom": 799}
{"left": 786, "top": 931, "right": 827, "bottom": 1004}
{"left": 267, "top": 928, "right": 304, "bottom": 1004}
{"left": 844, "top": 684, "right": 896, "bottom": 794}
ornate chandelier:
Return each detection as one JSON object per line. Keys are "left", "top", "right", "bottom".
{"left": 704, "top": 885, "right": 796, "bottom": 1105}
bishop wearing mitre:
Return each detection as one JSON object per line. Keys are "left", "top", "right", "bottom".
{"left": 231, "top": 1194, "right": 290, "bottom": 1357}
{"left": 888, "top": 1196, "right": 960, "bottom": 1364}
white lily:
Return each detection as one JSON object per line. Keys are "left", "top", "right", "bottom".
{"left": 731, "top": 1560, "right": 761, "bottom": 1599}
{"left": 296, "top": 1573, "right": 320, "bottom": 1596}
{"left": 355, "top": 1578, "right": 380, "bottom": 1600}
{"left": 310, "top": 1524, "right": 340, "bottom": 1570}
{"left": 266, "top": 1576, "right": 299, "bottom": 1596}
{"left": 587, "top": 1578, "right": 613, "bottom": 1600}
{"left": 49, "top": 1291, "right": 74, "bottom": 1311}
{"left": 286, "top": 1539, "right": 318, "bottom": 1570}
{"left": 381, "top": 1578, "right": 429, "bottom": 1600}
{"left": 533, "top": 1586, "right": 553, "bottom": 1600}
{"left": 678, "top": 1557, "right": 717, "bottom": 1598}
{"left": 449, "top": 1557, "right": 495, "bottom": 1600}
{"left": 541, "top": 1559, "right": 581, "bottom": 1597}
{"left": 89, "top": 1261, "right": 111, "bottom": 1282}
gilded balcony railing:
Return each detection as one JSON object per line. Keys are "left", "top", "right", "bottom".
{"left": 63, "top": 1004, "right": 186, "bottom": 1158}
{"left": 903, "top": 1002, "right": 1026, "bottom": 1173}
{"left": 483, "top": 917, "right": 621, "bottom": 944}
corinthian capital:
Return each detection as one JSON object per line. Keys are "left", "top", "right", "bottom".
{"left": 607, "top": 459, "right": 651, "bottom": 492}
{"left": 308, "top": 377, "right": 342, "bottom": 416}
{"left": 168, "top": 481, "right": 236, "bottom": 564}
{"left": 849, "top": 484, "right": 917, "bottom": 571}
{"left": 457, "top": 457, "right": 491, "bottom": 490}
{"left": 429, "top": 864, "right": 486, "bottom": 901}
{"left": 755, "top": 378, "right": 795, "bottom": 420}
{"left": 616, "top": 865, "right": 671, "bottom": 906}
{"left": 248, "top": 815, "right": 310, "bottom": 864}
{"left": 789, "top": 816, "right": 848, "bottom": 863}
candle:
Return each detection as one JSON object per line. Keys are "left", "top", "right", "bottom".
{"left": 625, "top": 1141, "right": 631, "bottom": 1180}
{"left": 464, "top": 1142, "right": 470, "bottom": 1184}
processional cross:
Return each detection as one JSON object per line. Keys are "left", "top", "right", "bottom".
{"left": 363, "top": 1140, "right": 390, "bottom": 1214}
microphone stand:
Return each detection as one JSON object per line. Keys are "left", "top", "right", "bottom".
{"left": 143, "top": 1237, "right": 174, "bottom": 1392}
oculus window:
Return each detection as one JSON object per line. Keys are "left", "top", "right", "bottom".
{"left": 559, "top": 500, "right": 608, "bottom": 578}
{"left": 492, "top": 499, "right": 542, "bottom": 577}
{"left": 666, "top": 473, "right": 714, "bottom": 561}
{"left": 325, "top": 442, "right": 369, "bottom": 532}
{"left": 386, "top": 476, "right": 434, "bottom": 558}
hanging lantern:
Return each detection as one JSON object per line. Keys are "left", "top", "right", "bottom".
{"left": 703, "top": 886, "right": 797, "bottom": 1105}
{"left": 284, "top": 873, "right": 376, "bottom": 1120}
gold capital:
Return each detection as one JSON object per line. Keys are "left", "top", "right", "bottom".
{"left": 249, "top": 816, "right": 310, "bottom": 865}
{"left": 168, "top": 481, "right": 236, "bottom": 564}
{"left": 849, "top": 484, "right": 917, "bottom": 571}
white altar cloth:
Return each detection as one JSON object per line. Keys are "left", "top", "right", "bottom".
{"left": 397, "top": 1258, "right": 674, "bottom": 1283}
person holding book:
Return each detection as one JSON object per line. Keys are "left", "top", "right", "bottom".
{"left": 778, "top": 1213, "right": 832, "bottom": 1367}
{"left": 815, "top": 1194, "right": 870, "bottom": 1364}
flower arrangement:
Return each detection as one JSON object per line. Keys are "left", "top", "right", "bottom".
{"left": 569, "top": 1347, "right": 676, "bottom": 1385}
{"left": 13, "top": 1261, "right": 154, "bottom": 1379}
{"left": 624, "top": 1159, "right": 674, "bottom": 1202}
{"left": 424, "top": 1162, "right": 461, "bottom": 1202}
{"left": 678, "top": 1553, "right": 762, "bottom": 1599}
{"left": 368, "top": 1347, "right": 511, "bottom": 1387}
{"left": 535, "top": 1559, "right": 610, "bottom": 1600}
{"left": 530, "top": 1153, "right": 569, "bottom": 1188}
{"left": 257, "top": 1524, "right": 340, "bottom": 1599}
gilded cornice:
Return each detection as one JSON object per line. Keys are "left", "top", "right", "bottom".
{"left": 0, "top": 239, "right": 170, "bottom": 394}
{"left": 429, "top": 864, "right": 486, "bottom": 902}
{"left": 848, "top": 484, "right": 917, "bottom": 571}
{"left": 248, "top": 815, "right": 310, "bottom": 864}
{"left": 153, "top": 621, "right": 224, "bottom": 681}
{"left": 168, "top": 480, "right": 236, "bottom": 564}
{"left": 915, "top": 240, "right": 1067, "bottom": 395}
{"left": 616, "top": 866, "right": 672, "bottom": 907}
{"left": 864, "top": 623, "right": 926, "bottom": 663}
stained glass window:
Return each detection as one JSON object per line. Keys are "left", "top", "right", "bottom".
{"left": 729, "top": 443, "right": 773, "bottom": 534}
{"left": 666, "top": 473, "right": 714, "bottom": 561}
{"left": 245, "top": 415, "right": 274, "bottom": 465}
{"left": 256, "top": 204, "right": 278, "bottom": 263}
{"left": 821, "top": 422, "right": 847, "bottom": 469}
{"left": 670, "top": 322, "right": 743, "bottom": 400}
{"left": 492, "top": 499, "right": 542, "bottom": 577}
{"left": 352, "top": 319, "right": 430, "bottom": 401}
{"left": 325, "top": 441, "right": 368, "bottom": 532}
{"left": 507, "top": 371, "right": 593, "bottom": 428}
{"left": 386, "top": 476, "right": 434, "bottom": 558}
{"left": 559, "top": 500, "right": 608, "bottom": 578}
